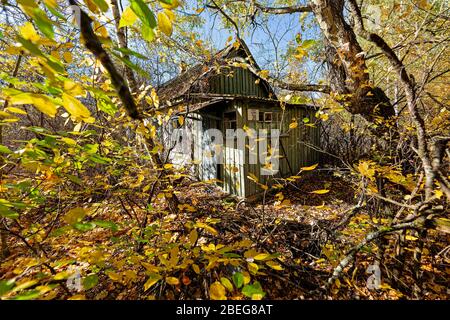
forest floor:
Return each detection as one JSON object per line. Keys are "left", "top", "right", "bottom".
{"left": 1, "top": 172, "right": 448, "bottom": 300}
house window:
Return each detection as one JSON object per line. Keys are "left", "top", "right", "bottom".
{"left": 257, "top": 112, "right": 279, "bottom": 123}
{"left": 264, "top": 112, "right": 272, "bottom": 122}
{"left": 258, "top": 112, "right": 264, "bottom": 122}
{"left": 224, "top": 111, "right": 237, "bottom": 130}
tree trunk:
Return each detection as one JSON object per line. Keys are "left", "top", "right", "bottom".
{"left": 310, "top": 0, "right": 395, "bottom": 123}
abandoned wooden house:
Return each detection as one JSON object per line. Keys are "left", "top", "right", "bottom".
{"left": 156, "top": 39, "right": 320, "bottom": 197}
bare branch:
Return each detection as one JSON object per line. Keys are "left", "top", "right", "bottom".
{"left": 67, "top": 0, "right": 140, "bottom": 119}
{"left": 251, "top": 1, "right": 312, "bottom": 15}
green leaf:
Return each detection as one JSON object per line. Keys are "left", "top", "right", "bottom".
{"left": 92, "top": 0, "right": 109, "bottom": 12}
{"left": 90, "top": 89, "right": 118, "bottom": 116}
{"left": 301, "top": 39, "right": 316, "bottom": 49}
{"left": 49, "top": 226, "right": 71, "bottom": 237}
{"left": 16, "top": 36, "right": 44, "bottom": 57}
{"left": 82, "top": 274, "right": 99, "bottom": 290}
{"left": 44, "top": 2, "right": 66, "bottom": 20}
{"left": 0, "top": 145, "right": 12, "bottom": 154}
{"left": 16, "top": 37, "right": 64, "bottom": 74}
{"left": 241, "top": 281, "right": 265, "bottom": 299}
{"left": 12, "top": 280, "right": 38, "bottom": 292}
{"left": 33, "top": 9, "right": 55, "bottom": 40}
{"left": 113, "top": 47, "right": 148, "bottom": 60}
{"left": 0, "top": 205, "right": 19, "bottom": 219}
{"left": 130, "top": 0, "right": 157, "bottom": 29}
{"left": 0, "top": 279, "right": 15, "bottom": 296}
{"left": 83, "top": 143, "right": 98, "bottom": 154}
{"left": 232, "top": 272, "right": 244, "bottom": 289}
{"left": 98, "top": 98, "right": 118, "bottom": 116}
{"left": 93, "top": 220, "right": 118, "bottom": 232}
{"left": 11, "top": 289, "right": 41, "bottom": 300}
{"left": 73, "top": 222, "right": 96, "bottom": 232}
{"left": 142, "top": 24, "right": 156, "bottom": 42}
{"left": 89, "top": 154, "right": 112, "bottom": 164}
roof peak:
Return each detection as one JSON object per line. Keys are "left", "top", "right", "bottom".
{"left": 156, "top": 38, "right": 272, "bottom": 103}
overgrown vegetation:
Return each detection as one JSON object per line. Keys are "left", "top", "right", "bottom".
{"left": 0, "top": 0, "right": 449, "bottom": 300}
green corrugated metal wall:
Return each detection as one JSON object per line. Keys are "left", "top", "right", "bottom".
{"left": 238, "top": 102, "right": 320, "bottom": 197}
{"left": 210, "top": 67, "right": 269, "bottom": 98}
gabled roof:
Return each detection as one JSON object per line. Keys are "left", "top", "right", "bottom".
{"left": 156, "top": 38, "right": 276, "bottom": 105}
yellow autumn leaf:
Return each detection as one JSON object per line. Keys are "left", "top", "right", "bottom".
{"left": 247, "top": 173, "right": 259, "bottom": 183}
{"left": 434, "top": 189, "right": 443, "bottom": 199}
{"left": 61, "top": 137, "right": 77, "bottom": 145}
{"left": 62, "top": 93, "right": 91, "bottom": 121}
{"left": 266, "top": 260, "right": 284, "bottom": 270}
{"left": 12, "top": 280, "right": 38, "bottom": 292}
{"left": 253, "top": 253, "right": 271, "bottom": 261}
{"left": 259, "top": 70, "right": 269, "bottom": 78}
{"left": 141, "top": 262, "right": 160, "bottom": 273}
{"left": 242, "top": 271, "right": 251, "bottom": 285}
{"left": 5, "top": 107, "right": 27, "bottom": 115}
{"left": 53, "top": 271, "right": 71, "bottom": 280}
{"left": 252, "top": 293, "right": 264, "bottom": 300}
{"left": 164, "top": 9, "right": 175, "bottom": 22}
{"left": 310, "top": 189, "right": 329, "bottom": 194}
{"left": 20, "top": 22, "right": 40, "bottom": 42}
{"left": 119, "top": 6, "right": 138, "bottom": 28}
{"left": 107, "top": 272, "right": 122, "bottom": 282}
{"left": 163, "top": 163, "right": 173, "bottom": 169}
{"left": 289, "top": 121, "right": 298, "bottom": 129}
{"left": 194, "top": 222, "right": 218, "bottom": 235}
{"left": 248, "top": 262, "right": 259, "bottom": 274}
{"left": 144, "top": 273, "right": 162, "bottom": 291}
{"left": 68, "top": 294, "right": 86, "bottom": 300}
{"left": 63, "top": 207, "right": 86, "bottom": 225}
{"left": 210, "top": 281, "right": 227, "bottom": 300}
{"left": 84, "top": 0, "right": 100, "bottom": 13}
{"left": 192, "top": 264, "right": 200, "bottom": 274}
{"left": 0, "top": 111, "right": 17, "bottom": 121}
{"left": 43, "top": 0, "right": 58, "bottom": 8}
{"left": 63, "top": 51, "right": 73, "bottom": 63}
{"left": 357, "top": 160, "right": 376, "bottom": 179}
{"left": 64, "top": 80, "right": 85, "bottom": 97}
{"left": 189, "top": 229, "right": 198, "bottom": 246}
{"left": 315, "top": 202, "right": 326, "bottom": 209}
{"left": 161, "top": 0, "right": 181, "bottom": 9}
{"left": 165, "top": 277, "right": 180, "bottom": 285}
{"left": 50, "top": 50, "right": 60, "bottom": 59}
{"left": 320, "top": 113, "right": 329, "bottom": 121}
{"left": 10, "top": 93, "right": 57, "bottom": 117}
{"left": 301, "top": 163, "right": 318, "bottom": 171}
{"left": 158, "top": 11, "right": 173, "bottom": 36}
{"left": 220, "top": 277, "right": 234, "bottom": 292}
